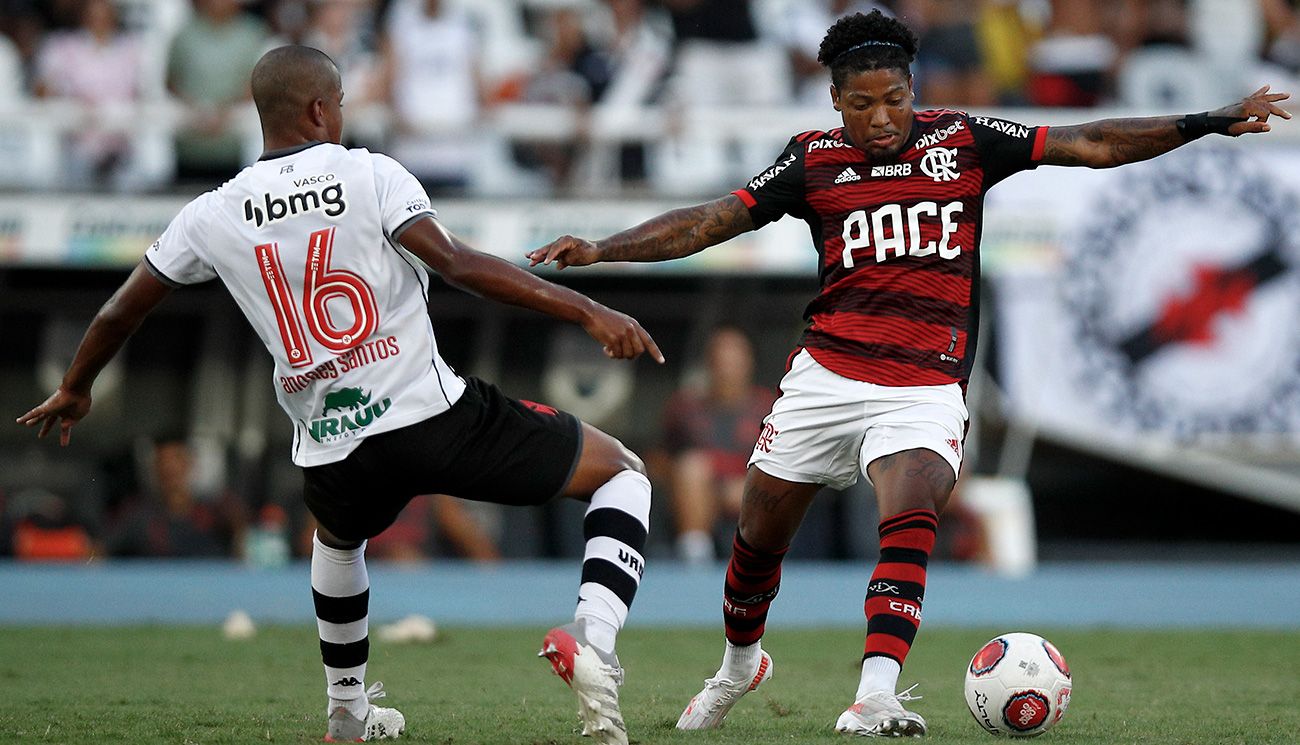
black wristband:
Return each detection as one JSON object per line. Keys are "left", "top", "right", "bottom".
{"left": 1176, "top": 111, "right": 1247, "bottom": 141}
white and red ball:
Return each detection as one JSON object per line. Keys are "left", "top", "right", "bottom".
{"left": 963, "top": 632, "right": 1072, "bottom": 737}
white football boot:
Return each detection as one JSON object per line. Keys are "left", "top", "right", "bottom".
{"left": 834, "top": 684, "right": 926, "bottom": 738}
{"left": 539, "top": 620, "right": 628, "bottom": 745}
{"left": 675, "top": 649, "right": 774, "bottom": 730}
{"left": 323, "top": 681, "right": 406, "bottom": 742}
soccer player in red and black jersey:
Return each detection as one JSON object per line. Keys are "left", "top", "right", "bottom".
{"left": 529, "top": 10, "right": 1290, "bottom": 738}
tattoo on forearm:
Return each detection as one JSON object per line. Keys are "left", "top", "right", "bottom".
{"left": 1043, "top": 116, "right": 1185, "bottom": 168}
{"left": 600, "top": 196, "right": 753, "bottom": 262}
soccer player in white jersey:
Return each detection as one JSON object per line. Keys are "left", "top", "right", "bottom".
{"left": 18, "top": 46, "right": 660, "bottom": 745}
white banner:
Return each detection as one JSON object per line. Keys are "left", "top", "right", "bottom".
{"left": 988, "top": 143, "right": 1300, "bottom": 441}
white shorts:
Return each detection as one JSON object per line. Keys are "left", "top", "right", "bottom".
{"left": 748, "top": 350, "right": 968, "bottom": 490}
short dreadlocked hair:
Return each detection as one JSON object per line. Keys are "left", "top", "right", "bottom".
{"left": 817, "top": 11, "right": 918, "bottom": 89}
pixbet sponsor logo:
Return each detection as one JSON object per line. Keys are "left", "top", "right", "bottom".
{"left": 913, "top": 120, "right": 965, "bottom": 150}
{"left": 244, "top": 180, "right": 347, "bottom": 228}
{"left": 808, "top": 138, "right": 851, "bottom": 152}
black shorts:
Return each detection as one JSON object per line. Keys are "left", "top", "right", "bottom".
{"left": 303, "top": 376, "right": 583, "bottom": 542}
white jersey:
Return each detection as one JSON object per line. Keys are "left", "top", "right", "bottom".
{"left": 145, "top": 142, "right": 467, "bottom": 467}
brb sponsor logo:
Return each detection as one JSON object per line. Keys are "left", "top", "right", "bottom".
{"left": 871, "top": 163, "right": 911, "bottom": 178}
{"left": 244, "top": 177, "right": 347, "bottom": 228}
{"left": 308, "top": 386, "right": 391, "bottom": 443}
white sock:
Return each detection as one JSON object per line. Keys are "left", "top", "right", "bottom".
{"left": 856, "top": 656, "right": 902, "bottom": 699}
{"left": 312, "top": 533, "right": 370, "bottom": 719}
{"left": 576, "top": 615, "right": 619, "bottom": 656}
{"left": 722, "top": 639, "right": 761, "bottom": 680}
{"left": 575, "top": 470, "right": 651, "bottom": 655}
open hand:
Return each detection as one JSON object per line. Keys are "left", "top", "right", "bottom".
{"left": 1214, "top": 85, "right": 1292, "bottom": 135}
{"left": 16, "top": 387, "right": 92, "bottom": 446}
{"left": 526, "top": 235, "right": 600, "bottom": 270}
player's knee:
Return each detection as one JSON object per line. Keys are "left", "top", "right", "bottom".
{"left": 314, "top": 525, "right": 363, "bottom": 551}
{"left": 614, "top": 442, "right": 646, "bottom": 478}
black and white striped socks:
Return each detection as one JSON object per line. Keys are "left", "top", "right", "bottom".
{"left": 575, "top": 470, "right": 651, "bottom": 653}
{"left": 312, "top": 533, "right": 370, "bottom": 717}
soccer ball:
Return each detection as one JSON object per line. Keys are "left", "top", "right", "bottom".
{"left": 964, "top": 632, "right": 1072, "bottom": 737}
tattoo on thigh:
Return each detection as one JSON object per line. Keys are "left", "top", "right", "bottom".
{"left": 873, "top": 452, "right": 902, "bottom": 473}
{"left": 904, "top": 453, "right": 955, "bottom": 494}
{"left": 750, "top": 485, "right": 788, "bottom": 513}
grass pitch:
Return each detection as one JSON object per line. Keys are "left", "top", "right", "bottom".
{"left": 3, "top": 625, "right": 1297, "bottom": 744}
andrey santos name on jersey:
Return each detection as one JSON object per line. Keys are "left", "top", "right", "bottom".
{"left": 279, "top": 334, "right": 401, "bottom": 394}
{"left": 243, "top": 174, "right": 347, "bottom": 229}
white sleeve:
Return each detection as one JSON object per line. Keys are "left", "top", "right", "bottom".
{"left": 371, "top": 152, "right": 436, "bottom": 240}
{"left": 143, "top": 195, "right": 217, "bottom": 286}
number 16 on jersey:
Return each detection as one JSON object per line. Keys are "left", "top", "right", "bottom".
{"left": 255, "top": 227, "right": 379, "bottom": 369}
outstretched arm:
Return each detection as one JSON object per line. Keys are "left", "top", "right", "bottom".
{"left": 399, "top": 217, "right": 664, "bottom": 363}
{"left": 1041, "top": 85, "right": 1291, "bottom": 168}
{"left": 17, "top": 262, "right": 173, "bottom": 445}
{"left": 526, "top": 194, "right": 755, "bottom": 269}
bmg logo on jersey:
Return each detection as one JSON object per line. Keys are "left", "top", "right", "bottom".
{"left": 243, "top": 181, "right": 347, "bottom": 228}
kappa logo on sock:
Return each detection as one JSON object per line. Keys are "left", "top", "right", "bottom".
{"left": 332, "top": 676, "right": 363, "bottom": 687}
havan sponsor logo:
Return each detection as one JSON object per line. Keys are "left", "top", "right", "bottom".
{"left": 308, "top": 386, "right": 392, "bottom": 443}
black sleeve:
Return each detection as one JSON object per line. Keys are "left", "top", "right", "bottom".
{"left": 969, "top": 115, "right": 1049, "bottom": 190}
{"left": 732, "top": 136, "right": 807, "bottom": 229}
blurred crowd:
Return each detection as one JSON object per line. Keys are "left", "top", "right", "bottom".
{"left": 1, "top": 0, "right": 1298, "bottom": 194}
{"left": 0, "top": 324, "right": 989, "bottom": 565}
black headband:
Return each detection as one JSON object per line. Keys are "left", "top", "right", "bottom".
{"left": 832, "top": 40, "right": 905, "bottom": 65}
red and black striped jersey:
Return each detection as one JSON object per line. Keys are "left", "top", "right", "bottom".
{"left": 733, "top": 110, "right": 1048, "bottom": 387}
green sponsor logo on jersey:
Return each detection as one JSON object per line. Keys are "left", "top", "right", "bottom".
{"left": 309, "top": 387, "right": 392, "bottom": 443}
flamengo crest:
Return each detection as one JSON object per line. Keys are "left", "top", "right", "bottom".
{"left": 920, "top": 147, "right": 960, "bottom": 182}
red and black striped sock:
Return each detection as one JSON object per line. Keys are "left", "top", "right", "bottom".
{"left": 722, "top": 531, "right": 788, "bottom": 646}
{"left": 863, "top": 509, "right": 938, "bottom": 665}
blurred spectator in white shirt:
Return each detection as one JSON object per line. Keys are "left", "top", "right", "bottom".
{"left": 378, "top": 0, "right": 483, "bottom": 193}
{"left": 653, "top": 0, "right": 792, "bottom": 195}
{"left": 34, "top": 0, "right": 143, "bottom": 187}
{"left": 779, "top": 1, "right": 891, "bottom": 107}
{"left": 303, "top": 0, "right": 380, "bottom": 103}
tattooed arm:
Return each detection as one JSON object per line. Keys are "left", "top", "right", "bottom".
{"left": 1041, "top": 85, "right": 1291, "bottom": 169}
{"left": 526, "top": 194, "right": 755, "bottom": 269}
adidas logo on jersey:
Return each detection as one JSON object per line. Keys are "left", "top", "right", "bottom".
{"left": 243, "top": 182, "right": 347, "bottom": 229}
{"left": 834, "top": 167, "right": 861, "bottom": 184}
